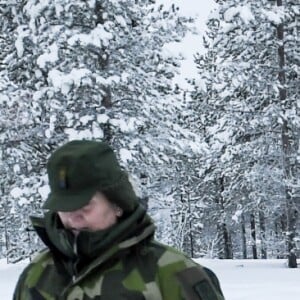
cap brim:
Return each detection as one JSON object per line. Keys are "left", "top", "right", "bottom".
{"left": 42, "top": 188, "right": 97, "bottom": 212}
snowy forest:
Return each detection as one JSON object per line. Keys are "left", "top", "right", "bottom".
{"left": 0, "top": 0, "right": 299, "bottom": 266}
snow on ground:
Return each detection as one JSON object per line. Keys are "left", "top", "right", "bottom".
{"left": 0, "top": 259, "right": 29, "bottom": 299}
{"left": 1, "top": 258, "right": 299, "bottom": 299}
{"left": 196, "top": 258, "right": 300, "bottom": 300}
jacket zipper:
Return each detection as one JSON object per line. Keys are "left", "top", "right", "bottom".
{"left": 72, "top": 233, "right": 79, "bottom": 283}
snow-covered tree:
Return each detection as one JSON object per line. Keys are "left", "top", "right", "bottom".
{"left": 0, "top": 0, "right": 202, "bottom": 259}
{"left": 191, "top": 0, "right": 300, "bottom": 259}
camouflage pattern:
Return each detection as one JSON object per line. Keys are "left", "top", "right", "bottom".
{"left": 13, "top": 207, "right": 225, "bottom": 300}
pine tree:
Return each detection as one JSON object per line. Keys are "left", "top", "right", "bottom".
{"left": 0, "top": 0, "right": 198, "bottom": 259}
{"left": 191, "top": 0, "right": 300, "bottom": 259}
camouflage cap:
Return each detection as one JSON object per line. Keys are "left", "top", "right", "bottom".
{"left": 43, "top": 140, "right": 138, "bottom": 212}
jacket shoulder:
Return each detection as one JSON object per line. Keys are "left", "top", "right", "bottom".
{"left": 13, "top": 249, "right": 52, "bottom": 300}
{"left": 150, "top": 241, "right": 197, "bottom": 269}
{"left": 15, "top": 249, "right": 53, "bottom": 288}
{"left": 31, "top": 248, "right": 52, "bottom": 263}
{"left": 147, "top": 242, "right": 225, "bottom": 300}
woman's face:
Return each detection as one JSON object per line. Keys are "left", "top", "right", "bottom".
{"left": 57, "top": 192, "right": 123, "bottom": 232}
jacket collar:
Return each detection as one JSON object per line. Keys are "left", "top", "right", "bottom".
{"left": 30, "top": 205, "right": 155, "bottom": 281}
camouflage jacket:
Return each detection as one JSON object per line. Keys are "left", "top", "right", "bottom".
{"left": 13, "top": 206, "right": 225, "bottom": 300}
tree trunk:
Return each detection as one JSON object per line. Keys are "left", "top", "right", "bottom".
{"left": 274, "top": 216, "right": 286, "bottom": 258}
{"left": 222, "top": 222, "right": 233, "bottom": 259}
{"left": 187, "top": 193, "right": 194, "bottom": 258}
{"left": 250, "top": 213, "right": 258, "bottom": 259}
{"left": 259, "top": 209, "right": 267, "bottom": 259}
{"left": 4, "top": 218, "right": 9, "bottom": 264}
{"left": 217, "top": 176, "right": 233, "bottom": 259}
{"left": 241, "top": 212, "right": 247, "bottom": 259}
{"left": 276, "top": 0, "right": 298, "bottom": 268}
